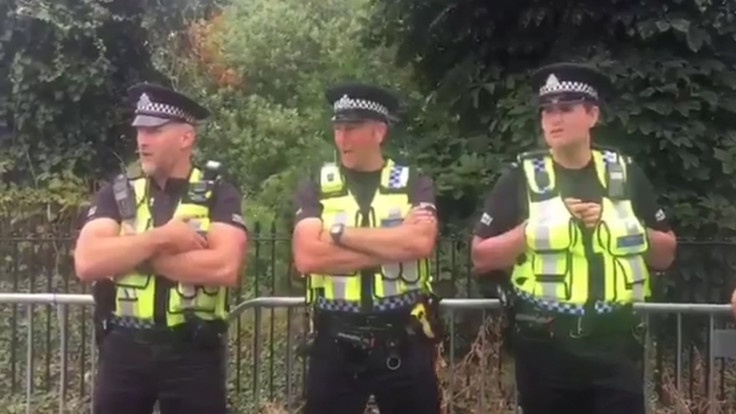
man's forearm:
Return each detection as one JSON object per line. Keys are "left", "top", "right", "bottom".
{"left": 75, "top": 231, "right": 162, "bottom": 282}
{"left": 471, "top": 226, "right": 526, "bottom": 274}
{"left": 152, "top": 249, "right": 241, "bottom": 287}
{"left": 294, "top": 234, "right": 384, "bottom": 275}
{"left": 339, "top": 225, "right": 434, "bottom": 262}
{"left": 646, "top": 229, "right": 677, "bottom": 270}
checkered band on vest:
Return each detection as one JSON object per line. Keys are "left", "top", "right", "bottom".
{"left": 387, "top": 164, "right": 408, "bottom": 189}
{"left": 315, "top": 290, "right": 422, "bottom": 313}
{"left": 513, "top": 286, "right": 624, "bottom": 315}
{"left": 136, "top": 93, "right": 196, "bottom": 123}
{"left": 539, "top": 81, "right": 598, "bottom": 99}
{"left": 333, "top": 94, "right": 389, "bottom": 118}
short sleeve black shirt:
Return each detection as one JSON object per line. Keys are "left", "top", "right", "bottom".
{"left": 82, "top": 172, "right": 247, "bottom": 326}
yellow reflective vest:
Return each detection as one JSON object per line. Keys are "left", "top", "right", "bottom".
{"left": 112, "top": 168, "right": 227, "bottom": 327}
{"left": 512, "top": 148, "right": 650, "bottom": 314}
{"left": 308, "top": 159, "right": 432, "bottom": 312}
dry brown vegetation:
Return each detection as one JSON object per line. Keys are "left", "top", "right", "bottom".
{"left": 252, "top": 317, "right": 736, "bottom": 414}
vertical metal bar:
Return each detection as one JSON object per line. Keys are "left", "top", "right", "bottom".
{"left": 253, "top": 222, "right": 261, "bottom": 406}
{"left": 253, "top": 306, "right": 262, "bottom": 408}
{"left": 707, "top": 313, "right": 715, "bottom": 414}
{"left": 676, "top": 312, "right": 682, "bottom": 414}
{"left": 286, "top": 306, "right": 293, "bottom": 411}
{"left": 11, "top": 239, "right": 19, "bottom": 393}
{"left": 58, "top": 304, "right": 67, "bottom": 414}
{"left": 90, "top": 318, "right": 97, "bottom": 414}
{"left": 643, "top": 312, "right": 651, "bottom": 414}
{"left": 269, "top": 222, "right": 276, "bottom": 401}
{"left": 26, "top": 304, "right": 33, "bottom": 414}
{"left": 479, "top": 309, "right": 486, "bottom": 412}
{"left": 448, "top": 309, "right": 455, "bottom": 414}
{"left": 45, "top": 255, "right": 52, "bottom": 392}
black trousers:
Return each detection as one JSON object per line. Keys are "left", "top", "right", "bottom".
{"left": 93, "top": 329, "right": 226, "bottom": 414}
{"left": 304, "top": 333, "right": 442, "bottom": 414}
{"left": 514, "top": 334, "right": 645, "bottom": 414}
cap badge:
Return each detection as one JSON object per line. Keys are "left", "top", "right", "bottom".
{"left": 334, "top": 94, "right": 353, "bottom": 111}
{"left": 137, "top": 93, "right": 152, "bottom": 110}
{"left": 545, "top": 74, "right": 560, "bottom": 89}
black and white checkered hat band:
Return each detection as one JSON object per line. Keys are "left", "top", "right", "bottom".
{"left": 136, "top": 101, "right": 196, "bottom": 123}
{"left": 334, "top": 95, "right": 389, "bottom": 118}
{"left": 539, "top": 81, "right": 598, "bottom": 99}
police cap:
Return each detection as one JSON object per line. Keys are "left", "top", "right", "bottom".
{"left": 127, "top": 83, "right": 210, "bottom": 128}
{"left": 324, "top": 82, "right": 399, "bottom": 124}
{"left": 530, "top": 62, "right": 611, "bottom": 107}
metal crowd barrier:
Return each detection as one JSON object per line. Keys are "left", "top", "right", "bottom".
{"left": 0, "top": 293, "right": 734, "bottom": 414}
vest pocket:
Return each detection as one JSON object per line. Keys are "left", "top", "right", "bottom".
{"left": 612, "top": 255, "right": 647, "bottom": 301}
{"left": 169, "top": 284, "right": 217, "bottom": 314}
{"left": 531, "top": 251, "right": 572, "bottom": 300}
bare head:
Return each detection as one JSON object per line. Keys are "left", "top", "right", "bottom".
{"left": 325, "top": 82, "right": 399, "bottom": 171}
{"left": 127, "top": 82, "right": 210, "bottom": 179}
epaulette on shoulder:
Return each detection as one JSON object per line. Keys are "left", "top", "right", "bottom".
{"left": 593, "top": 145, "right": 633, "bottom": 164}
{"left": 516, "top": 149, "right": 549, "bottom": 163}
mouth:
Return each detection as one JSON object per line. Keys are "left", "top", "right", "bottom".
{"left": 550, "top": 128, "right": 563, "bottom": 136}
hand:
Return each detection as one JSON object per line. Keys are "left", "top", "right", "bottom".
{"left": 564, "top": 198, "right": 601, "bottom": 228}
{"left": 403, "top": 206, "right": 437, "bottom": 226}
{"left": 731, "top": 289, "right": 736, "bottom": 321}
{"left": 154, "top": 214, "right": 207, "bottom": 254}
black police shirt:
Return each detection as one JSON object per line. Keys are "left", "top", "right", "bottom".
{"left": 82, "top": 173, "right": 247, "bottom": 325}
{"left": 472, "top": 157, "right": 672, "bottom": 301}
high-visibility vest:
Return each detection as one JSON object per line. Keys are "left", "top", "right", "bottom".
{"left": 308, "top": 159, "right": 432, "bottom": 313}
{"left": 111, "top": 168, "right": 227, "bottom": 327}
{"left": 512, "top": 148, "right": 650, "bottom": 315}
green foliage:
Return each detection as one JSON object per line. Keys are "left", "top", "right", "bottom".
{"left": 159, "top": 0, "right": 454, "bottom": 228}
{"left": 369, "top": 0, "right": 736, "bottom": 237}
{"left": 0, "top": 0, "right": 216, "bottom": 220}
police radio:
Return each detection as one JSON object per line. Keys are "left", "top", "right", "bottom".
{"left": 188, "top": 160, "right": 221, "bottom": 204}
{"left": 606, "top": 162, "right": 626, "bottom": 200}
{"left": 112, "top": 174, "right": 136, "bottom": 221}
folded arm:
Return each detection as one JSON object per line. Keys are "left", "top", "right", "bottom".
{"left": 471, "top": 224, "right": 527, "bottom": 274}
{"left": 151, "top": 222, "right": 247, "bottom": 287}
{"left": 339, "top": 214, "right": 437, "bottom": 262}
{"left": 646, "top": 228, "right": 677, "bottom": 270}
{"left": 74, "top": 218, "right": 164, "bottom": 282}
{"left": 292, "top": 218, "right": 384, "bottom": 275}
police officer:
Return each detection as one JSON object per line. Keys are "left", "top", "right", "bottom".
{"left": 471, "top": 63, "right": 677, "bottom": 414}
{"left": 74, "top": 83, "right": 248, "bottom": 414}
{"left": 292, "top": 82, "right": 443, "bottom": 414}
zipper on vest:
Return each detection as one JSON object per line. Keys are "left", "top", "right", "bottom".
{"left": 359, "top": 210, "right": 373, "bottom": 312}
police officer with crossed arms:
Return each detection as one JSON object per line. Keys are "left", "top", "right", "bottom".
{"left": 471, "top": 63, "right": 677, "bottom": 414}
{"left": 74, "top": 83, "right": 248, "bottom": 414}
{"left": 292, "top": 82, "right": 443, "bottom": 414}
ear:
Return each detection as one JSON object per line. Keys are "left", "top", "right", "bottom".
{"left": 180, "top": 125, "right": 196, "bottom": 149}
{"left": 373, "top": 122, "right": 387, "bottom": 145}
{"left": 588, "top": 105, "right": 600, "bottom": 127}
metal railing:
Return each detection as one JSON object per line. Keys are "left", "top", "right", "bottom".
{"left": 1, "top": 294, "right": 736, "bottom": 414}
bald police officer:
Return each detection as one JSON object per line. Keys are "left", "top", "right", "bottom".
{"left": 74, "top": 83, "right": 248, "bottom": 414}
{"left": 292, "top": 82, "right": 443, "bottom": 414}
{"left": 471, "top": 63, "right": 677, "bottom": 414}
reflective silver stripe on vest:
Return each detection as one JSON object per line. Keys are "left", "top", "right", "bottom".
{"left": 330, "top": 211, "right": 349, "bottom": 298}
{"left": 611, "top": 201, "right": 646, "bottom": 301}
{"left": 178, "top": 219, "right": 205, "bottom": 309}
{"left": 118, "top": 287, "right": 137, "bottom": 317}
{"left": 532, "top": 199, "right": 562, "bottom": 300}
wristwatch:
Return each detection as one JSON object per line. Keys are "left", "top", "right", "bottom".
{"left": 330, "top": 223, "right": 345, "bottom": 245}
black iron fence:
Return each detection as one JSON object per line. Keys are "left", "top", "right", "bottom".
{"left": 0, "top": 218, "right": 735, "bottom": 412}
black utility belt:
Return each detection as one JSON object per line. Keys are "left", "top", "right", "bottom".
{"left": 513, "top": 308, "right": 641, "bottom": 340}
{"left": 108, "top": 318, "right": 227, "bottom": 345}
